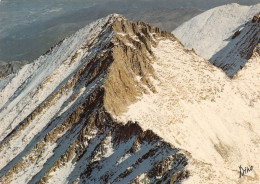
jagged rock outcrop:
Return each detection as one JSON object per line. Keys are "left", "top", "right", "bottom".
{"left": 2, "top": 9, "right": 260, "bottom": 184}
{"left": 231, "top": 30, "right": 241, "bottom": 39}
{"left": 0, "top": 14, "right": 188, "bottom": 184}
{"left": 104, "top": 18, "right": 174, "bottom": 115}
{"left": 123, "top": 4, "right": 260, "bottom": 184}
{"left": 252, "top": 13, "right": 260, "bottom": 22}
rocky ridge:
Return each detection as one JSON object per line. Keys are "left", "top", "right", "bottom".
{"left": 0, "top": 14, "right": 188, "bottom": 184}
{"left": 1, "top": 9, "right": 260, "bottom": 184}
{"left": 116, "top": 5, "right": 260, "bottom": 183}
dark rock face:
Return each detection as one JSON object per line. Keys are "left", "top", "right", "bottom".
{"left": 252, "top": 13, "right": 260, "bottom": 23}
{"left": 252, "top": 15, "right": 258, "bottom": 23}
{"left": 67, "top": 111, "right": 188, "bottom": 184}
{"left": 211, "top": 15, "right": 260, "bottom": 78}
{"left": 0, "top": 15, "right": 189, "bottom": 184}
{"left": 232, "top": 30, "right": 241, "bottom": 39}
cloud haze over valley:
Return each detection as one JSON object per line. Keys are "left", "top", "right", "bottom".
{"left": 0, "top": 0, "right": 259, "bottom": 62}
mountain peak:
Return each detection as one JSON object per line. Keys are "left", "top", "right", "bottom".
{"left": 0, "top": 15, "right": 188, "bottom": 184}
{"left": 105, "top": 14, "right": 177, "bottom": 116}
{"left": 173, "top": 3, "right": 260, "bottom": 77}
{"left": 1, "top": 9, "right": 260, "bottom": 184}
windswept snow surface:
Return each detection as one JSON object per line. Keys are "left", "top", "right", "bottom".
{"left": 0, "top": 14, "right": 189, "bottom": 184}
{"left": 0, "top": 14, "right": 117, "bottom": 183}
{"left": 0, "top": 14, "right": 114, "bottom": 142}
{"left": 1, "top": 11, "right": 259, "bottom": 184}
{"left": 172, "top": 3, "right": 260, "bottom": 60}
{"left": 116, "top": 39, "right": 260, "bottom": 184}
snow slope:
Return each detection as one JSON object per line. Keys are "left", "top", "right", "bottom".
{"left": 1, "top": 11, "right": 259, "bottom": 184}
{"left": 0, "top": 14, "right": 116, "bottom": 183}
{"left": 172, "top": 3, "right": 260, "bottom": 77}
{"left": 173, "top": 3, "right": 260, "bottom": 59}
{"left": 0, "top": 14, "right": 114, "bottom": 143}
{"left": 0, "top": 14, "right": 188, "bottom": 184}
{"left": 116, "top": 39, "right": 260, "bottom": 184}
{"left": 210, "top": 18, "right": 260, "bottom": 77}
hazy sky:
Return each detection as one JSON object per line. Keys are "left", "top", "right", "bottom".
{"left": 0, "top": 0, "right": 259, "bottom": 62}
{"left": 1, "top": 0, "right": 259, "bottom": 28}
{"left": 1, "top": 0, "right": 259, "bottom": 32}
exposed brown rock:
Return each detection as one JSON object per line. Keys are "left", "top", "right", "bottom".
{"left": 232, "top": 30, "right": 241, "bottom": 39}
{"left": 103, "top": 17, "right": 177, "bottom": 116}
{"left": 0, "top": 15, "right": 188, "bottom": 184}
{"left": 252, "top": 13, "right": 260, "bottom": 23}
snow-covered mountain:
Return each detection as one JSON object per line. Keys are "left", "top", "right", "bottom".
{"left": 116, "top": 40, "right": 260, "bottom": 184}
{"left": 173, "top": 3, "right": 260, "bottom": 77}
{"left": 0, "top": 14, "right": 188, "bottom": 184}
{"left": 0, "top": 11, "right": 260, "bottom": 184}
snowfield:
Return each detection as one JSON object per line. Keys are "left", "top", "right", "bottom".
{"left": 173, "top": 3, "right": 260, "bottom": 60}
{"left": 116, "top": 39, "right": 260, "bottom": 184}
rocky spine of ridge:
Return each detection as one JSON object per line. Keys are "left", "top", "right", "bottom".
{"left": 0, "top": 15, "right": 188, "bottom": 184}
{"left": 211, "top": 14, "right": 260, "bottom": 77}
{"left": 104, "top": 17, "right": 175, "bottom": 116}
